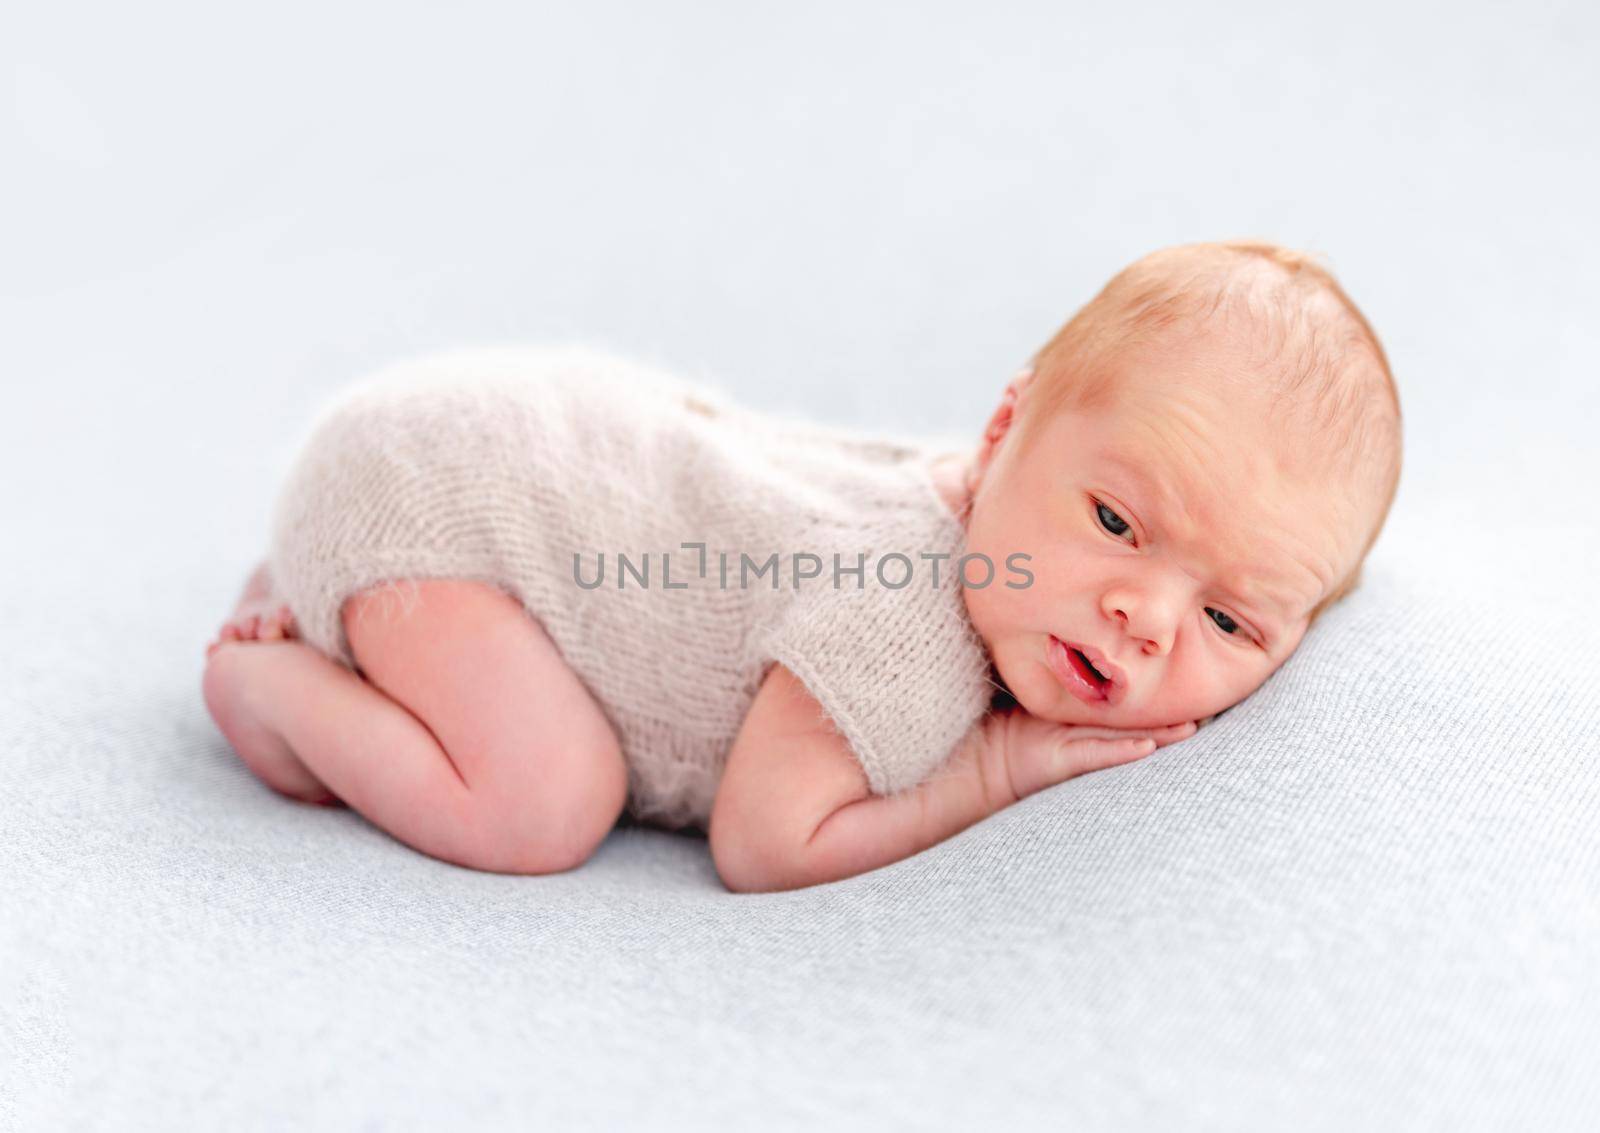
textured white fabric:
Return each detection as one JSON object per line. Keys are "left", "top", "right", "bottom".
{"left": 265, "top": 344, "right": 996, "bottom": 830}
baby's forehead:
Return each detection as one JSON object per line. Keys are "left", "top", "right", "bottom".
{"left": 1090, "top": 426, "right": 1333, "bottom": 518}
{"left": 1096, "top": 354, "right": 1313, "bottom": 451}
{"left": 1104, "top": 410, "right": 1361, "bottom": 522}
{"left": 1110, "top": 330, "right": 1384, "bottom": 459}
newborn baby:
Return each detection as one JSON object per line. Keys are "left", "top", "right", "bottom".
{"left": 201, "top": 239, "right": 1402, "bottom": 893}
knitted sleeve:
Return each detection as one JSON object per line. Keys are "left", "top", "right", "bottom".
{"left": 757, "top": 545, "right": 997, "bottom": 800}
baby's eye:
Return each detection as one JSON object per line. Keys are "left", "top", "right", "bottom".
{"left": 1094, "top": 499, "right": 1132, "bottom": 541}
{"left": 1206, "top": 607, "right": 1243, "bottom": 636}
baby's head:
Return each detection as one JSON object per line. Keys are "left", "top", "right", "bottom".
{"left": 957, "top": 239, "right": 1403, "bottom": 728}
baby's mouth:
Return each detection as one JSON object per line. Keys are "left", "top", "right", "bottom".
{"left": 1048, "top": 635, "right": 1119, "bottom": 705}
{"left": 1072, "top": 648, "right": 1110, "bottom": 684}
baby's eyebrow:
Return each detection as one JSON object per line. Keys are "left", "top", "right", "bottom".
{"left": 1096, "top": 451, "right": 1293, "bottom": 636}
{"left": 1099, "top": 452, "right": 1192, "bottom": 531}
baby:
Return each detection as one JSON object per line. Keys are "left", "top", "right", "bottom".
{"left": 201, "top": 239, "right": 1402, "bottom": 893}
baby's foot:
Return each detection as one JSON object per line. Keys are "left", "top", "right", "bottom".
{"left": 206, "top": 600, "right": 299, "bottom": 660}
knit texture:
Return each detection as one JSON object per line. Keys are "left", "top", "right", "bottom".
{"left": 265, "top": 344, "right": 998, "bottom": 832}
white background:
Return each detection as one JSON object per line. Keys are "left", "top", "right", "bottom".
{"left": 3, "top": 0, "right": 1594, "bottom": 646}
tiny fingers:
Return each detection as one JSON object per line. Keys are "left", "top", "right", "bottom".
{"left": 1057, "top": 735, "right": 1158, "bottom": 778}
{"left": 1024, "top": 718, "right": 1204, "bottom": 792}
{"left": 1097, "top": 736, "right": 1156, "bottom": 770}
{"left": 1151, "top": 720, "right": 1199, "bottom": 746}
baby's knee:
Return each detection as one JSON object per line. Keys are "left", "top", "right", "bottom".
{"left": 456, "top": 796, "right": 616, "bottom": 875}
{"left": 432, "top": 755, "right": 624, "bottom": 876}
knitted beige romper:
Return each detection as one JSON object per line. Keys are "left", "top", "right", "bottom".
{"left": 266, "top": 344, "right": 998, "bottom": 833}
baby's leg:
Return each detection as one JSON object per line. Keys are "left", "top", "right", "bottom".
{"left": 202, "top": 560, "right": 327, "bottom": 800}
{"left": 202, "top": 579, "right": 628, "bottom": 874}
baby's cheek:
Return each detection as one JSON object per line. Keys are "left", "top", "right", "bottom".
{"left": 1162, "top": 655, "right": 1243, "bottom": 722}
{"left": 1212, "top": 652, "right": 1284, "bottom": 714}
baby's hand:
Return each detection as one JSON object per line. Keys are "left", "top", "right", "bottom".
{"left": 980, "top": 706, "right": 1198, "bottom": 803}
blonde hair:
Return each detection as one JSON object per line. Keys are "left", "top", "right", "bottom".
{"left": 1014, "top": 239, "right": 1403, "bottom": 631}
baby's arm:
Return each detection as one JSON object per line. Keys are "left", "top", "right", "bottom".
{"left": 709, "top": 663, "right": 1196, "bottom": 893}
